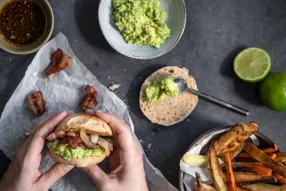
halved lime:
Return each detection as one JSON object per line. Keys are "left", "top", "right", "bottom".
{"left": 234, "top": 47, "right": 271, "bottom": 83}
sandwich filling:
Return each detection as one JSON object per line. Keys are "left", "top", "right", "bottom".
{"left": 48, "top": 141, "right": 104, "bottom": 161}
{"left": 47, "top": 129, "right": 113, "bottom": 161}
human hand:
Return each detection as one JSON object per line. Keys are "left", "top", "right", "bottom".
{"left": 82, "top": 110, "right": 148, "bottom": 191}
{"left": 0, "top": 111, "right": 74, "bottom": 191}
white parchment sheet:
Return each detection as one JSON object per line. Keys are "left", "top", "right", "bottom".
{"left": 0, "top": 33, "right": 177, "bottom": 191}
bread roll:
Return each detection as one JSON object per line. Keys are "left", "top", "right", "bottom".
{"left": 140, "top": 66, "right": 199, "bottom": 126}
{"left": 56, "top": 113, "right": 112, "bottom": 136}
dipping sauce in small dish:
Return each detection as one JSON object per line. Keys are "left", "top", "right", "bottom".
{"left": 0, "top": 0, "right": 46, "bottom": 45}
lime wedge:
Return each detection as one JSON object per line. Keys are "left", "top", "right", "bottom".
{"left": 234, "top": 48, "right": 271, "bottom": 83}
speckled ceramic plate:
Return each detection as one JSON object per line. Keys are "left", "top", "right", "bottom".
{"left": 178, "top": 126, "right": 274, "bottom": 191}
{"left": 98, "top": 0, "right": 186, "bottom": 59}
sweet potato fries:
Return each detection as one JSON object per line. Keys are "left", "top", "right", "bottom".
{"left": 209, "top": 145, "right": 227, "bottom": 191}
{"left": 182, "top": 122, "right": 286, "bottom": 191}
{"left": 224, "top": 152, "right": 237, "bottom": 191}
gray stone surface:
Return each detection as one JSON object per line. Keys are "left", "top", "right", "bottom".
{"left": 1, "top": 0, "right": 286, "bottom": 188}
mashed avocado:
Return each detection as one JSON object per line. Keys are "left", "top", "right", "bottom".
{"left": 113, "top": 0, "right": 171, "bottom": 48}
{"left": 48, "top": 141, "right": 104, "bottom": 161}
{"left": 145, "top": 77, "right": 179, "bottom": 102}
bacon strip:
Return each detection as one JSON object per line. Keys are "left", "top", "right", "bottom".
{"left": 28, "top": 91, "right": 47, "bottom": 117}
{"left": 78, "top": 143, "right": 88, "bottom": 149}
{"left": 59, "top": 136, "right": 83, "bottom": 149}
{"left": 66, "top": 132, "right": 76, "bottom": 137}
{"left": 79, "top": 85, "right": 97, "bottom": 111}
{"left": 45, "top": 49, "right": 72, "bottom": 79}
{"left": 47, "top": 130, "right": 112, "bottom": 152}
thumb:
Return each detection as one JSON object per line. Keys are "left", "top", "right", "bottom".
{"left": 39, "top": 163, "right": 74, "bottom": 187}
{"left": 81, "top": 165, "right": 108, "bottom": 187}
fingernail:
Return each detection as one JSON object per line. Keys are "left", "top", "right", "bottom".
{"left": 66, "top": 111, "right": 74, "bottom": 116}
{"left": 52, "top": 111, "right": 64, "bottom": 117}
{"left": 85, "top": 109, "right": 95, "bottom": 115}
{"left": 59, "top": 111, "right": 67, "bottom": 115}
{"left": 96, "top": 110, "right": 104, "bottom": 113}
{"left": 64, "top": 164, "right": 74, "bottom": 171}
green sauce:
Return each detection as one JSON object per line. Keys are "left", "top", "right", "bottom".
{"left": 48, "top": 141, "right": 104, "bottom": 161}
{"left": 145, "top": 77, "right": 179, "bottom": 102}
{"left": 113, "top": 0, "right": 171, "bottom": 48}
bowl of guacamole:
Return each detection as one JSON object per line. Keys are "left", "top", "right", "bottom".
{"left": 98, "top": 0, "right": 186, "bottom": 59}
{"left": 113, "top": 0, "right": 171, "bottom": 48}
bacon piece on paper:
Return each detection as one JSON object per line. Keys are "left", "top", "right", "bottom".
{"left": 80, "top": 85, "right": 97, "bottom": 111}
{"left": 27, "top": 91, "right": 47, "bottom": 117}
{"left": 45, "top": 49, "right": 72, "bottom": 79}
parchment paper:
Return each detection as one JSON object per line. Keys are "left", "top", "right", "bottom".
{"left": 0, "top": 33, "right": 177, "bottom": 191}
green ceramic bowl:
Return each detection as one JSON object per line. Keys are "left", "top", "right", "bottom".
{"left": 0, "top": 0, "right": 54, "bottom": 54}
{"left": 99, "top": 0, "right": 186, "bottom": 60}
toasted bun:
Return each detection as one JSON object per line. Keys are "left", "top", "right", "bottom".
{"left": 139, "top": 66, "right": 199, "bottom": 126}
{"left": 49, "top": 151, "right": 106, "bottom": 167}
{"left": 56, "top": 113, "right": 112, "bottom": 136}
{"left": 49, "top": 113, "right": 112, "bottom": 167}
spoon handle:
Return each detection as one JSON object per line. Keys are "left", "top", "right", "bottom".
{"left": 187, "top": 88, "right": 249, "bottom": 116}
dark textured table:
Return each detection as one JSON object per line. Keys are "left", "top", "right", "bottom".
{"left": 1, "top": 0, "right": 286, "bottom": 189}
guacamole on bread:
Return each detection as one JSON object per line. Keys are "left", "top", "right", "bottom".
{"left": 140, "top": 66, "right": 199, "bottom": 126}
{"left": 46, "top": 114, "right": 113, "bottom": 167}
{"left": 145, "top": 77, "right": 179, "bottom": 102}
{"left": 113, "top": 0, "right": 171, "bottom": 48}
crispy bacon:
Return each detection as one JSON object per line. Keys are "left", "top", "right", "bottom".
{"left": 45, "top": 49, "right": 72, "bottom": 79}
{"left": 59, "top": 136, "right": 83, "bottom": 149}
{"left": 66, "top": 132, "right": 76, "bottom": 137}
{"left": 78, "top": 143, "right": 88, "bottom": 149}
{"left": 28, "top": 91, "right": 47, "bottom": 117}
{"left": 79, "top": 85, "right": 97, "bottom": 111}
{"left": 47, "top": 129, "right": 113, "bottom": 152}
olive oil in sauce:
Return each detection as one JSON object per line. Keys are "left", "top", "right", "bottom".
{"left": 0, "top": 0, "right": 46, "bottom": 45}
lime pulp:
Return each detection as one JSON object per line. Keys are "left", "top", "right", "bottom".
{"left": 234, "top": 47, "right": 271, "bottom": 83}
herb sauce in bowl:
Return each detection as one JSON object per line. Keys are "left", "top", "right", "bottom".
{"left": 0, "top": 0, "right": 46, "bottom": 45}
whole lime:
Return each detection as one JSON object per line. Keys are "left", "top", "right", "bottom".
{"left": 259, "top": 72, "right": 286, "bottom": 111}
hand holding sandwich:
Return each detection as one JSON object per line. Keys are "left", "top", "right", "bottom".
{"left": 0, "top": 110, "right": 148, "bottom": 191}
{"left": 82, "top": 110, "right": 148, "bottom": 191}
{"left": 0, "top": 111, "right": 74, "bottom": 191}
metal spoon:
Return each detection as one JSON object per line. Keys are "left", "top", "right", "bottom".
{"left": 173, "top": 77, "right": 249, "bottom": 116}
